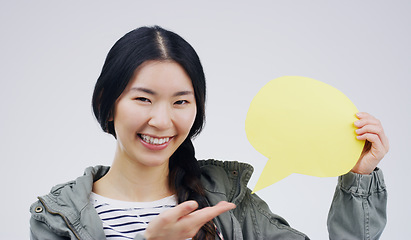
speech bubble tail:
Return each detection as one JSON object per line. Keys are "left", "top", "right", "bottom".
{"left": 252, "top": 159, "right": 291, "bottom": 193}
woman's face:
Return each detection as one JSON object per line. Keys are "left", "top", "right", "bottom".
{"left": 112, "top": 60, "right": 197, "bottom": 168}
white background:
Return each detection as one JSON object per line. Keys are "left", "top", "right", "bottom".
{"left": 1, "top": 1, "right": 410, "bottom": 239}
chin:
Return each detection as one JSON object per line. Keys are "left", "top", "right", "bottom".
{"left": 137, "top": 154, "right": 171, "bottom": 168}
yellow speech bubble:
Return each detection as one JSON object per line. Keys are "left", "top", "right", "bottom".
{"left": 245, "top": 76, "right": 365, "bottom": 193}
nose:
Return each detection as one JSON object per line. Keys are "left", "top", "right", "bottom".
{"left": 148, "top": 104, "right": 173, "bottom": 130}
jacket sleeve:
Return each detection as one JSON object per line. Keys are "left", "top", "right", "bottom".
{"left": 327, "top": 168, "right": 387, "bottom": 240}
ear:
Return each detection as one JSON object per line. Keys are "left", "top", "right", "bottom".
{"left": 108, "top": 109, "right": 114, "bottom": 121}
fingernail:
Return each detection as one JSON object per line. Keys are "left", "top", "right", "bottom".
{"left": 354, "top": 121, "right": 360, "bottom": 126}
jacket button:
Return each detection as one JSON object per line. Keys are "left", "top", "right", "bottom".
{"left": 232, "top": 170, "right": 238, "bottom": 176}
{"left": 35, "top": 206, "right": 43, "bottom": 213}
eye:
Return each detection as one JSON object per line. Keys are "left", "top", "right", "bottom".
{"left": 135, "top": 97, "right": 151, "bottom": 103}
{"left": 174, "top": 100, "right": 189, "bottom": 105}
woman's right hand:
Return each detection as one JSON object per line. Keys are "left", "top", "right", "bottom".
{"left": 144, "top": 200, "right": 236, "bottom": 240}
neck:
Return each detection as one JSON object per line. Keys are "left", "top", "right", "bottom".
{"left": 93, "top": 150, "right": 173, "bottom": 202}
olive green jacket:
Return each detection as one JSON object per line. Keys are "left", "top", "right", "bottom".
{"left": 30, "top": 160, "right": 387, "bottom": 240}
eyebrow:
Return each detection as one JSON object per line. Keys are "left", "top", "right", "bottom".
{"left": 130, "top": 87, "right": 194, "bottom": 97}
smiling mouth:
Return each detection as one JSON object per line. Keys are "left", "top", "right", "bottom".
{"left": 139, "top": 134, "right": 172, "bottom": 145}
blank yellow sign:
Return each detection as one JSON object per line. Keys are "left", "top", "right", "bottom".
{"left": 245, "top": 76, "right": 365, "bottom": 193}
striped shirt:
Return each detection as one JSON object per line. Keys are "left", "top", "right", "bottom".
{"left": 90, "top": 193, "right": 177, "bottom": 239}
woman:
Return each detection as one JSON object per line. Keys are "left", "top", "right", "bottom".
{"left": 30, "top": 26, "right": 389, "bottom": 240}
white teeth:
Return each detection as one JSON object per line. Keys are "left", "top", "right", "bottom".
{"left": 141, "top": 134, "right": 170, "bottom": 145}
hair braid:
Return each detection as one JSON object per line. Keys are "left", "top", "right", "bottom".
{"left": 169, "top": 138, "right": 216, "bottom": 240}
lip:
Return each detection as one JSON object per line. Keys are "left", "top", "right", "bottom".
{"left": 138, "top": 134, "right": 173, "bottom": 151}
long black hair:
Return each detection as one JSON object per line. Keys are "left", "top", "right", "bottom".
{"left": 92, "top": 26, "right": 214, "bottom": 239}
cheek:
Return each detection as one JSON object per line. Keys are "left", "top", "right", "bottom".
{"left": 113, "top": 103, "right": 145, "bottom": 133}
{"left": 177, "top": 107, "right": 197, "bottom": 132}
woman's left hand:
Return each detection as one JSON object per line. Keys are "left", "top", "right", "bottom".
{"left": 351, "top": 112, "right": 389, "bottom": 175}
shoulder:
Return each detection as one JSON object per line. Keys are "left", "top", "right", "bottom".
{"left": 198, "top": 160, "right": 308, "bottom": 239}
{"left": 30, "top": 165, "right": 110, "bottom": 219}
{"left": 198, "top": 159, "right": 254, "bottom": 202}
{"left": 29, "top": 165, "right": 110, "bottom": 239}
{"left": 37, "top": 165, "right": 109, "bottom": 200}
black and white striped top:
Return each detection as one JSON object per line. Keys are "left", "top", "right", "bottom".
{"left": 90, "top": 192, "right": 177, "bottom": 239}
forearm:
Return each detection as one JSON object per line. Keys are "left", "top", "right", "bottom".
{"left": 327, "top": 168, "right": 387, "bottom": 240}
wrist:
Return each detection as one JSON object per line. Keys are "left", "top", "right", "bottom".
{"left": 350, "top": 169, "right": 373, "bottom": 175}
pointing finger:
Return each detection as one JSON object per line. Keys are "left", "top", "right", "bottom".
{"left": 181, "top": 201, "right": 236, "bottom": 228}
{"left": 159, "top": 201, "right": 199, "bottom": 224}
